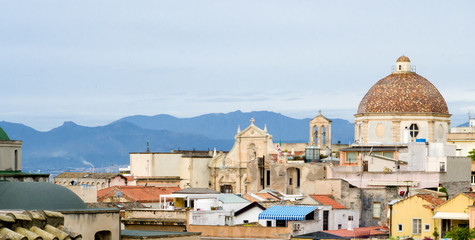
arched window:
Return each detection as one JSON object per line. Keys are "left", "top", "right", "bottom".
{"left": 322, "top": 126, "right": 326, "bottom": 144}
{"left": 95, "top": 230, "right": 111, "bottom": 240}
{"left": 409, "top": 124, "right": 419, "bottom": 138}
{"left": 314, "top": 126, "right": 318, "bottom": 144}
{"left": 248, "top": 143, "right": 257, "bottom": 161}
{"left": 14, "top": 150, "right": 18, "bottom": 171}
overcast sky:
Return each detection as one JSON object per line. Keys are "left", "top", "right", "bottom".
{"left": 1, "top": 1, "right": 474, "bottom": 131}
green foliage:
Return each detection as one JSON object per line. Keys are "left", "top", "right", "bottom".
{"left": 468, "top": 149, "right": 475, "bottom": 161}
{"left": 444, "top": 226, "right": 475, "bottom": 240}
{"left": 433, "top": 227, "right": 439, "bottom": 240}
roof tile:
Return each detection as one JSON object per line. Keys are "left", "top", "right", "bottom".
{"left": 310, "top": 195, "right": 346, "bottom": 209}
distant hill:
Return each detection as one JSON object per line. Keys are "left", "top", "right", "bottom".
{"left": 115, "top": 110, "right": 354, "bottom": 144}
{"left": 0, "top": 111, "right": 354, "bottom": 172}
{"left": 0, "top": 121, "right": 233, "bottom": 172}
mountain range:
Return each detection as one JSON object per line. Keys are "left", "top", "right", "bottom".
{"left": 0, "top": 111, "right": 354, "bottom": 172}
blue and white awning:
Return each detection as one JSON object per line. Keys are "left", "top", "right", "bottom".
{"left": 258, "top": 205, "right": 317, "bottom": 221}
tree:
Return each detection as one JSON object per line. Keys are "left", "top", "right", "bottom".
{"left": 468, "top": 149, "right": 475, "bottom": 161}
{"left": 444, "top": 226, "right": 475, "bottom": 240}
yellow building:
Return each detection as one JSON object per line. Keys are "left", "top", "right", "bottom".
{"left": 433, "top": 192, "right": 475, "bottom": 237}
{"left": 391, "top": 194, "right": 445, "bottom": 239}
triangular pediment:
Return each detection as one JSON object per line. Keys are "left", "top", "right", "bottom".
{"left": 238, "top": 123, "right": 270, "bottom": 138}
{"left": 310, "top": 114, "right": 332, "bottom": 123}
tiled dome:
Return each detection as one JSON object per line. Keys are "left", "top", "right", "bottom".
{"left": 397, "top": 55, "right": 411, "bottom": 62}
{"left": 357, "top": 72, "right": 449, "bottom": 114}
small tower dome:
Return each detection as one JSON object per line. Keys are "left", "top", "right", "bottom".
{"left": 394, "top": 55, "right": 411, "bottom": 73}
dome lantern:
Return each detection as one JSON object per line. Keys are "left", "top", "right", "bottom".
{"left": 394, "top": 55, "right": 411, "bottom": 73}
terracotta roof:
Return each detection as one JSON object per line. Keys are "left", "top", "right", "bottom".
{"left": 125, "top": 176, "right": 135, "bottom": 182}
{"left": 310, "top": 195, "right": 346, "bottom": 209}
{"left": 417, "top": 194, "right": 445, "bottom": 207}
{"left": 324, "top": 226, "right": 389, "bottom": 238}
{"left": 357, "top": 72, "right": 449, "bottom": 114}
{"left": 242, "top": 193, "right": 281, "bottom": 203}
{"left": 255, "top": 193, "right": 281, "bottom": 201}
{"left": 397, "top": 55, "right": 411, "bottom": 62}
{"left": 55, "top": 172, "right": 125, "bottom": 180}
{"left": 463, "top": 192, "right": 475, "bottom": 199}
{"left": 97, "top": 186, "right": 180, "bottom": 203}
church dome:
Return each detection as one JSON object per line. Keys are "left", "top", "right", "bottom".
{"left": 0, "top": 182, "right": 87, "bottom": 210}
{"left": 357, "top": 57, "right": 449, "bottom": 114}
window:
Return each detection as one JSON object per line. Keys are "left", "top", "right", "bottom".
{"left": 346, "top": 152, "right": 357, "bottom": 163}
{"left": 323, "top": 210, "right": 329, "bottom": 230}
{"left": 471, "top": 175, "right": 475, "bottom": 184}
{"left": 397, "top": 224, "right": 403, "bottom": 232}
{"left": 296, "top": 168, "right": 301, "bottom": 187}
{"left": 440, "top": 162, "right": 446, "bottom": 172}
{"left": 338, "top": 224, "right": 342, "bottom": 229}
{"left": 348, "top": 216, "right": 353, "bottom": 221}
{"left": 266, "top": 170, "right": 271, "bottom": 187}
{"left": 409, "top": 124, "right": 419, "bottom": 138}
{"left": 289, "top": 177, "right": 293, "bottom": 185}
{"left": 373, "top": 202, "right": 381, "bottom": 219}
{"left": 276, "top": 220, "right": 286, "bottom": 227}
{"left": 424, "top": 224, "right": 430, "bottom": 231}
{"left": 243, "top": 220, "right": 249, "bottom": 223}
{"left": 399, "top": 65, "right": 402, "bottom": 70}
{"left": 267, "top": 221, "right": 272, "bottom": 227}
{"left": 383, "top": 152, "right": 394, "bottom": 158}
{"left": 412, "top": 218, "right": 422, "bottom": 235}
{"left": 220, "top": 185, "right": 233, "bottom": 193}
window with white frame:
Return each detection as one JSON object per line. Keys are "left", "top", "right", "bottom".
{"left": 412, "top": 218, "right": 422, "bottom": 235}
{"left": 471, "top": 175, "right": 475, "bottom": 184}
{"left": 424, "top": 224, "right": 430, "bottom": 231}
{"left": 397, "top": 224, "right": 403, "bottom": 232}
{"left": 373, "top": 202, "right": 381, "bottom": 219}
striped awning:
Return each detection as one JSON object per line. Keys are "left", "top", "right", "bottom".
{"left": 258, "top": 205, "right": 317, "bottom": 221}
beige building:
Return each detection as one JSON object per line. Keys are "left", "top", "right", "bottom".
{"left": 208, "top": 118, "right": 330, "bottom": 195}
{"left": 209, "top": 118, "right": 276, "bottom": 194}
{"left": 0, "top": 127, "right": 49, "bottom": 182}
{"left": 54, "top": 172, "right": 128, "bottom": 190}
{"left": 447, "top": 118, "right": 475, "bottom": 157}
{"left": 130, "top": 150, "right": 214, "bottom": 189}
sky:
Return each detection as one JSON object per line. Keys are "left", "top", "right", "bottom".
{"left": 1, "top": 1, "right": 475, "bottom": 131}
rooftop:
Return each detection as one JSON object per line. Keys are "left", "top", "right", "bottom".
{"left": 310, "top": 195, "right": 346, "bottom": 209}
{"left": 54, "top": 172, "right": 126, "bottom": 180}
{"left": 98, "top": 186, "right": 181, "bottom": 203}
{"left": 172, "top": 188, "right": 219, "bottom": 195}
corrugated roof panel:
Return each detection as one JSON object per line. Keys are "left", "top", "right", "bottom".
{"left": 258, "top": 205, "right": 317, "bottom": 221}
